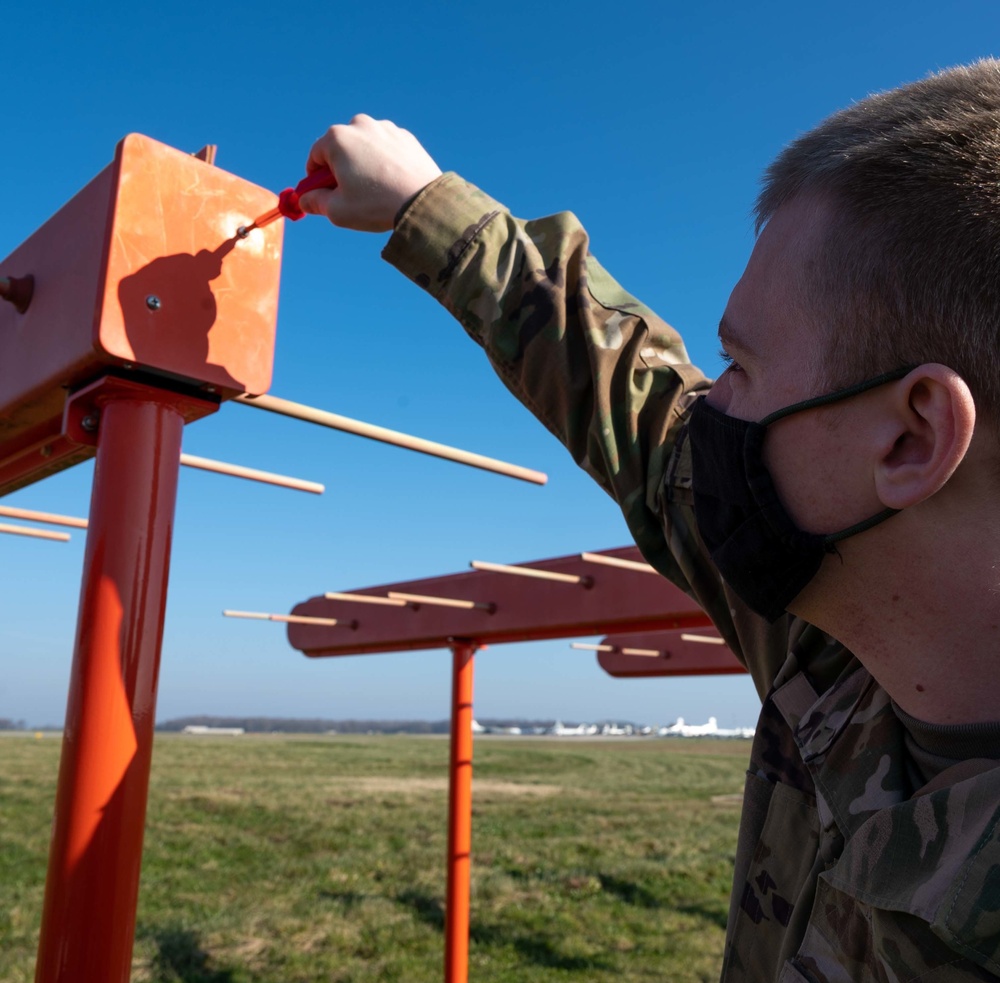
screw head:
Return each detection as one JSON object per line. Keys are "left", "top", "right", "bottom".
{"left": 145, "top": 295, "right": 162, "bottom": 311}
{"left": 80, "top": 414, "right": 99, "bottom": 433}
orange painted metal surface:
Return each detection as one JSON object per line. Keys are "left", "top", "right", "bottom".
{"left": 288, "top": 547, "right": 713, "bottom": 656}
{"left": 34, "top": 383, "right": 190, "bottom": 981}
{"left": 596, "top": 627, "right": 747, "bottom": 678}
{"left": 99, "top": 134, "right": 282, "bottom": 392}
{"left": 0, "top": 133, "right": 282, "bottom": 496}
{"left": 290, "top": 548, "right": 730, "bottom": 983}
{"left": 0, "top": 371, "right": 221, "bottom": 497}
{"left": 4, "top": 134, "right": 285, "bottom": 981}
{"left": 444, "top": 643, "right": 477, "bottom": 983}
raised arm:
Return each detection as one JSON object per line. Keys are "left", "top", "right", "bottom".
{"left": 300, "top": 116, "right": 791, "bottom": 693}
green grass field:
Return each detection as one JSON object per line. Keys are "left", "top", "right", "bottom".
{"left": 0, "top": 733, "right": 748, "bottom": 983}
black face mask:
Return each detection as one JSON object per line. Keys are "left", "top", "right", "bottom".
{"left": 685, "top": 369, "right": 911, "bottom": 622}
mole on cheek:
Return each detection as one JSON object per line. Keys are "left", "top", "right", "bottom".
{"left": 915, "top": 684, "right": 925, "bottom": 692}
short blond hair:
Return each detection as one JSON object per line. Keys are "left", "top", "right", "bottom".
{"left": 756, "top": 60, "right": 1000, "bottom": 421}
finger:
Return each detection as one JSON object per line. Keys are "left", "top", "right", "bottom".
{"left": 306, "top": 122, "right": 349, "bottom": 173}
{"left": 306, "top": 136, "right": 332, "bottom": 175}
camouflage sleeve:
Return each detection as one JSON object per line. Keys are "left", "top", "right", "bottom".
{"left": 382, "top": 172, "right": 791, "bottom": 694}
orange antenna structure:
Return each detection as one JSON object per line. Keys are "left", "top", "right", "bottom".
{"left": 324, "top": 591, "right": 407, "bottom": 607}
{"left": 0, "top": 505, "right": 88, "bottom": 528}
{"left": 285, "top": 545, "right": 727, "bottom": 983}
{"left": 0, "top": 521, "right": 71, "bottom": 542}
{"left": 180, "top": 453, "right": 323, "bottom": 494}
{"left": 223, "top": 609, "right": 347, "bottom": 627}
{"left": 570, "top": 642, "right": 615, "bottom": 653}
{"left": 2, "top": 131, "right": 554, "bottom": 983}
{"left": 291, "top": 547, "right": 706, "bottom": 656}
{"left": 235, "top": 392, "right": 547, "bottom": 485}
{"left": 580, "top": 551, "right": 659, "bottom": 574}
{"left": 594, "top": 627, "right": 746, "bottom": 678}
{"left": 387, "top": 590, "right": 496, "bottom": 612}
{"left": 1, "top": 133, "right": 284, "bottom": 983}
{"left": 470, "top": 559, "right": 591, "bottom": 586}
{"left": 571, "top": 642, "right": 662, "bottom": 658}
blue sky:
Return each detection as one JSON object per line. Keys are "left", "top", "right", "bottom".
{"left": 3, "top": 1, "right": 997, "bottom": 728}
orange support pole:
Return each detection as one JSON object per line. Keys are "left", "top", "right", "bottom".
{"left": 444, "top": 641, "right": 477, "bottom": 983}
{"left": 35, "top": 389, "right": 188, "bottom": 983}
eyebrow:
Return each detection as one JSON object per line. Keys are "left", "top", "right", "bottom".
{"left": 717, "top": 315, "right": 752, "bottom": 356}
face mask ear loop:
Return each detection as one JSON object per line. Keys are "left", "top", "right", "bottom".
{"left": 822, "top": 507, "right": 901, "bottom": 551}
{"left": 758, "top": 367, "right": 916, "bottom": 428}
{"left": 754, "top": 367, "right": 914, "bottom": 553}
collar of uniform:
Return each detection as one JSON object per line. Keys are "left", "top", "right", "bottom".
{"left": 803, "top": 667, "right": 908, "bottom": 835}
{"left": 773, "top": 661, "right": 908, "bottom": 839}
{"left": 781, "top": 659, "right": 878, "bottom": 768}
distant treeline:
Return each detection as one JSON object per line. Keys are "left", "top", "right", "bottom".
{"left": 156, "top": 716, "right": 560, "bottom": 735}
{"left": 0, "top": 719, "right": 26, "bottom": 731}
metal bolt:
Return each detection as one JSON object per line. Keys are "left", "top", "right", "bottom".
{"left": 0, "top": 274, "right": 34, "bottom": 314}
{"left": 40, "top": 445, "right": 52, "bottom": 458}
{"left": 80, "top": 414, "right": 99, "bottom": 433}
{"left": 145, "top": 295, "right": 161, "bottom": 311}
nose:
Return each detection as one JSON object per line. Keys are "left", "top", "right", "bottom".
{"left": 705, "top": 372, "right": 732, "bottom": 412}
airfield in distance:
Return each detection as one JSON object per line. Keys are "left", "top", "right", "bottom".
{"left": 167, "top": 716, "right": 755, "bottom": 739}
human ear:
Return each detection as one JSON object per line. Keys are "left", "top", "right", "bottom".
{"left": 873, "top": 364, "right": 976, "bottom": 509}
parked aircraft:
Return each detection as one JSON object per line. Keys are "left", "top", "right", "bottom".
{"left": 658, "top": 716, "right": 754, "bottom": 738}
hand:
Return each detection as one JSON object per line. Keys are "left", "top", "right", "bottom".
{"left": 298, "top": 115, "right": 443, "bottom": 232}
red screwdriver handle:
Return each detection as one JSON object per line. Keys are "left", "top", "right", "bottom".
{"left": 277, "top": 165, "right": 338, "bottom": 221}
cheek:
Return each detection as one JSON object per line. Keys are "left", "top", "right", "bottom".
{"left": 763, "top": 421, "right": 856, "bottom": 534}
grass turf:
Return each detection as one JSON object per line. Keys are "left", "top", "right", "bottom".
{"left": 0, "top": 733, "right": 748, "bottom": 982}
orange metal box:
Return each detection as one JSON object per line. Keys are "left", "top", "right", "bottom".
{"left": 0, "top": 134, "right": 283, "bottom": 493}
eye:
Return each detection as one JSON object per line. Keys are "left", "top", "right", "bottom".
{"left": 718, "top": 347, "right": 743, "bottom": 372}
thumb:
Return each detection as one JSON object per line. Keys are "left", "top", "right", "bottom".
{"left": 298, "top": 187, "right": 339, "bottom": 220}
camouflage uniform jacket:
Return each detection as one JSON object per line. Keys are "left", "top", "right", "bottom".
{"left": 383, "top": 173, "right": 1000, "bottom": 982}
